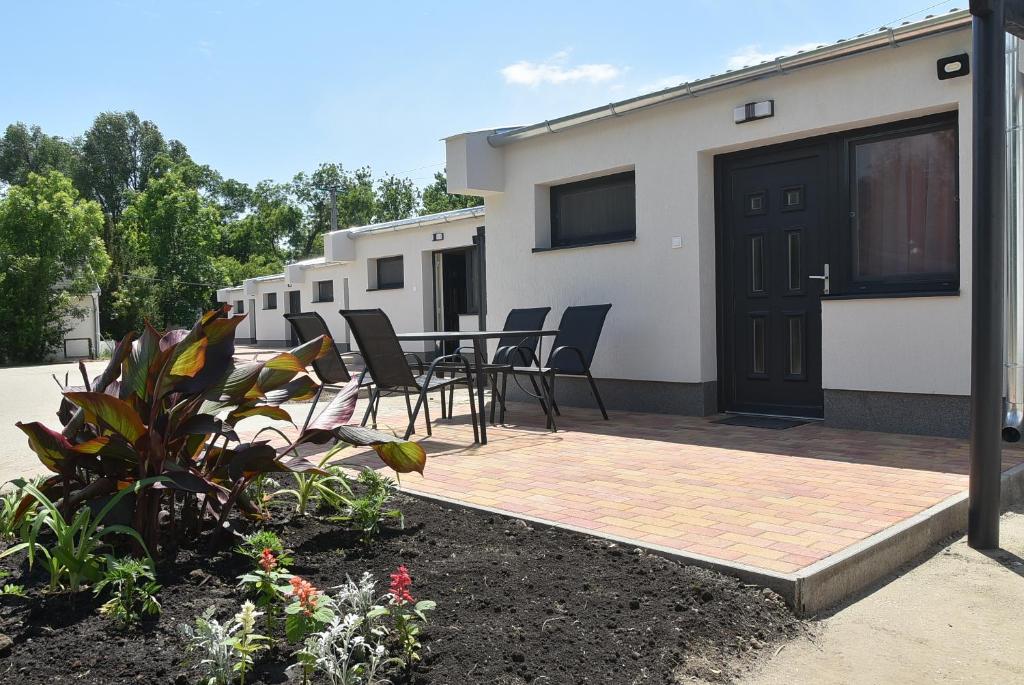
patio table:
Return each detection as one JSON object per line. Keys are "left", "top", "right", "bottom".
{"left": 395, "top": 329, "right": 559, "bottom": 444}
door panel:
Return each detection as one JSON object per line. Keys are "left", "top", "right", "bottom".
{"left": 286, "top": 291, "right": 301, "bottom": 346}
{"left": 719, "top": 146, "right": 827, "bottom": 417}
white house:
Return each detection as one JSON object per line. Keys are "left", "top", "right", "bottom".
{"left": 444, "top": 10, "right": 1000, "bottom": 437}
{"left": 217, "top": 206, "right": 485, "bottom": 356}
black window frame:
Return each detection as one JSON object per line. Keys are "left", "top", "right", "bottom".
{"left": 548, "top": 170, "right": 637, "bottom": 249}
{"left": 263, "top": 292, "right": 277, "bottom": 310}
{"left": 234, "top": 299, "right": 245, "bottom": 315}
{"left": 836, "top": 113, "right": 960, "bottom": 296}
{"left": 313, "top": 279, "right": 334, "bottom": 303}
{"left": 375, "top": 256, "right": 404, "bottom": 290}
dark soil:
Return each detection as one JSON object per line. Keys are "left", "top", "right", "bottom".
{"left": 0, "top": 489, "right": 802, "bottom": 684}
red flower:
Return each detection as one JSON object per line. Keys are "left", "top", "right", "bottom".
{"left": 389, "top": 565, "right": 414, "bottom": 604}
{"left": 259, "top": 548, "right": 277, "bottom": 572}
{"left": 289, "top": 576, "right": 320, "bottom": 616}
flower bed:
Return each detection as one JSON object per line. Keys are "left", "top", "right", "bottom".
{"left": 0, "top": 486, "right": 801, "bottom": 684}
{"left": 0, "top": 309, "right": 801, "bottom": 683}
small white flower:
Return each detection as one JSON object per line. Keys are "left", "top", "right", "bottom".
{"left": 235, "top": 600, "right": 261, "bottom": 635}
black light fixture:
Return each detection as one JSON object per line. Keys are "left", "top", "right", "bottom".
{"left": 937, "top": 53, "right": 970, "bottom": 79}
{"left": 432, "top": 232, "right": 444, "bottom": 242}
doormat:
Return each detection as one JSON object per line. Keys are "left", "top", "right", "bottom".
{"left": 712, "top": 415, "right": 809, "bottom": 430}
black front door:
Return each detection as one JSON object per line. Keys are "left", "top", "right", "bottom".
{"left": 718, "top": 144, "right": 828, "bottom": 418}
{"left": 287, "top": 290, "right": 301, "bottom": 345}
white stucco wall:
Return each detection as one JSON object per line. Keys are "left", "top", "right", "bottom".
{"left": 461, "top": 28, "right": 973, "bottom": 396}
{"left": 219, "top": 214, "right": 482, "bottom": 353}
{"left": 57, "top": 292, "right": 101, "bottom": 359}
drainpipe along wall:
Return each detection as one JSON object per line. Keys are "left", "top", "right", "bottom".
{"left": 1004, "top": 34, "right": 1024, "bottom": 442}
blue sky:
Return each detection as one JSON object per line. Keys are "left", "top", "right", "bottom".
{"left": 3, "top": 0, "right": 963, "bottom": 189}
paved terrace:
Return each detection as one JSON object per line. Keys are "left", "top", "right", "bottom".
{"left": 246, "top": 393, "right": 1024, "bottom": 612}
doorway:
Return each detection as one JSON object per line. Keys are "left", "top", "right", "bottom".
{"left": 432, "top": 245, "right": 481, "bottom": 355}
{"left": 717, "top": 143, "right": 828, "bottom": 418}
{"left": 286, "top": 290, "right": 301, "bottom": 345}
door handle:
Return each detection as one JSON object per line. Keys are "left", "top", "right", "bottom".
{"left": 808, "top": 263, "right": 830, "bottom": 295}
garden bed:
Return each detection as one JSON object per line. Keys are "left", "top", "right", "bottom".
{"left": 0, "top": 487, "right": 802, "bottom": 684}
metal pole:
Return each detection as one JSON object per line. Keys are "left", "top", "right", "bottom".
{"left": 330, "top": 187, "right": 339, "bottom": 233}
{"left": 969, "top": 0, "right": 1006, "bottom": 549}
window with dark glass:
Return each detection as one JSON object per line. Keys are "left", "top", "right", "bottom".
{"left": 313, "top": 280, "right": 334, "bottom": 302}
{"left": 550, "top": 170, "right": 636, "bottom": 248}
{"left": 234, "top": 300, "right": 245, "bottom": 315}
{"left": 263, "top": 292, "right": 277, "bottom": 310}
{"left": 848, "top": 120, "right": 958, "bottom": 293}
{"left": 376, "top": 256, "right": 404, "bottom": 289}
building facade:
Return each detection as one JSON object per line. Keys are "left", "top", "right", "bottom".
{"left": 446, "top": 11, "right": 983, "bottom": 436}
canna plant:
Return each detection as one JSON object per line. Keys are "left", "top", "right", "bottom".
{"left": 11, "top": 306, "right": 428, "bottom": 555}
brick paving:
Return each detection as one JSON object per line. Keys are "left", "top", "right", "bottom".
{"left": 255, "top": 393, "right": 1024, "bottom": 575}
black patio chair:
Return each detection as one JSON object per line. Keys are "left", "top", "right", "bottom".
{"left": 498, "top": 304, "right": 612, "bottom": 430}
{"left": 340, "top": 308, "right": 479, "bottom": 442}
{"left": 284, "top": 312, "right": 376, "bottom": 434}
{"left": 440, "top": 307, "right": 552, "bottom": 423}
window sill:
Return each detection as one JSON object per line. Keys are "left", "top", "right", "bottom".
{"left": 532, "top": 236, "right": 636, "bottom": 253}
{"left": 366, "top": 285, "right": 404, "bottom": 292}
{"left": 311, "top": 300, "right": 334, "bottom": 304}
{"left": 822, "top": 290, "right": 960, "bottom": 301}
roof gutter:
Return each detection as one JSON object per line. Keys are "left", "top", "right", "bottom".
{"left": 340, "top": 205, "right": 485, "bottom": 237}
{"left": 487, "top": 10, "right": 971, "bottom": 147}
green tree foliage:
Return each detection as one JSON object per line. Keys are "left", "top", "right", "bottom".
{"left": 420, "top": 171, "right": 483, "bottom": 215}
{"left": 118, "top": 166, "right": 221, "bottom": 328}
{"left": 0, "top": 123, "right": 81, "bottom": 189}
{"left": 0, "top": 172, "right": 109, "bottom": 363}
{"left": 290, "top": 164, "right": 375, "bottom": 258}
{"left": 375, "top": 174, "right": 420, "bottom": 222}
{"left": 2, "top": 112, "right": 432, "bottom": 348}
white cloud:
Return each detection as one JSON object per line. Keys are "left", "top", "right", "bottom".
{"left": 725, "top": 42, "right": 822, "bottom": 70}
{"left": 501, "top": 51, "right": 624, "bottom": 87}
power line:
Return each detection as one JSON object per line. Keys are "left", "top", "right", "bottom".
{"left": 120, "top": 270, "right": 223, "bottom": 286}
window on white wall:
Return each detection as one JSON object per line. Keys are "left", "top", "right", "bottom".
{"left": 234, "top": 300, "right": 245, "bottom": 315}
{"left": 263, "top": 292, "right": 277, "bottom": 310}
{"left": 845, "top": 115, "right": 958, "bottom": 294}
{"left": 313, "top": 280, "right": 334, "bottom": 302}
{"left": 549, "top": 170, "right": 636, "bottom": 248}
{"left": 375, "top": 256, "right": 404, "bottom": 289}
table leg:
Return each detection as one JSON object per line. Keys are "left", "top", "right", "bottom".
{"left": 473, "top": 338, "right": 488, "bottom": 444}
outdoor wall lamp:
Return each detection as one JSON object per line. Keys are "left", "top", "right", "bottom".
{"left": 937, "top": 53, "right": 970, "bottom": 79}
{"left": 733, "top": 100, "right": 774, "bottom": 124}
{"left": 432, "top": 232, "right": 444, "bottom": 242}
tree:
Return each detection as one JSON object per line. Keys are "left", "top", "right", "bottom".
{"left": 0, "top": 171, "right": 109, "bottom": 363}
{"left": 118, "top": 166, "right": 220, "bottom": 329}
{"left": 375, "top": 174, "right": 420, "bottom": 222}
{"left": 0, "top": 123, "right": 80, "bottom": 189}
{"left": 290, "top": 163, "right": 375, "bottom": 258}
{"left": 420, "top": 171, "right": 483, "bottom": 215}
{"left": 78, "top": 111, "right": 168, "bottom": 229}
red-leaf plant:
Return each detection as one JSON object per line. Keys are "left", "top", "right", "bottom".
{"left": 13, "top": 306, "right": 427, "bottom": 555}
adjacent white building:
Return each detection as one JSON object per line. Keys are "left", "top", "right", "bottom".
{"left": 444, "top": 10, "right": 985, "bottom": 436}
{"left": 217, "top": 206, "right": 485, "bottom": 356}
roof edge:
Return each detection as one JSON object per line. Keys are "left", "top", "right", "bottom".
{"left": 487, "top": 9, "right": 970, "bottom": 147}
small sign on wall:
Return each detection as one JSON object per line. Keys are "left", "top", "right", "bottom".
{"left": 432, "top": 232, "right": 445, "bottom": 242}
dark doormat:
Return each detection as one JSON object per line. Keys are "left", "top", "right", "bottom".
{"left": 712, "top": 415, "right": 809, "bottom": 430}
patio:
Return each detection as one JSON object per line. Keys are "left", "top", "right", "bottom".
{"left": 245, "top": 391, "right": 1024, "bottom": 613}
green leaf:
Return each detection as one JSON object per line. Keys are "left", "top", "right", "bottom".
{"left": 167, "top": 323, "right": 208, "bottom": 378}
{"left": 15, "top": 421, "right": 76, "bottom": 473}
{"left": 228, "top": 404, "right": 293, "bottom": 425}
{"left": 121, "top": 323, "right": 161, "bottom": 400}
{"left": 63, "top": 392, "right": 147, "bottom": 445}
{"left": 373, "top": 441, "right": 427, "bottom": 475}
{"left": 289, "top": 335, "right": 333, "bottom": 367}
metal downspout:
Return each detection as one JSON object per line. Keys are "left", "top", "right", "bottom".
{"left": 1004, "top": 34, "right": 1024, "bottom": 442}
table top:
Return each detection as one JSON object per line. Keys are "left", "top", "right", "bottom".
{"left": 395, "top": 329, "right": 559, "bottom": 342}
